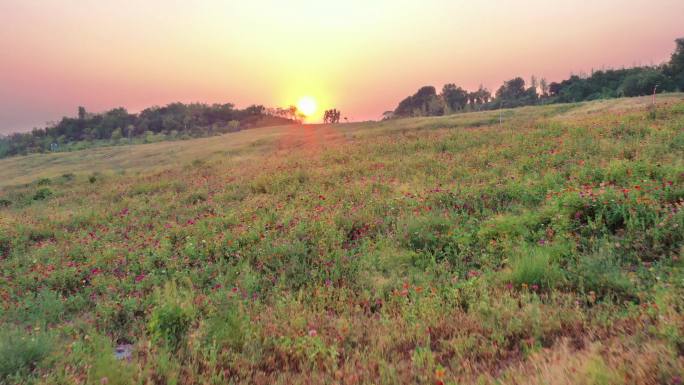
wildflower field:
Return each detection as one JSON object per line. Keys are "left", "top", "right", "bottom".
{"left": 1, "top": 94, "right": 684, "bottom": 384}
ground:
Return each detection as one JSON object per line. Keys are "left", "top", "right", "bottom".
{"left": 1, "top": 94, "right": 683, "bottom": 384}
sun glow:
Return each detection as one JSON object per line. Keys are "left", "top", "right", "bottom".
{"left": 297, "top": 96, "right": 317, "bottom": 117}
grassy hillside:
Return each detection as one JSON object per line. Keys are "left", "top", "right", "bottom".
{"left": 1, "top": 94, "right": 683, "bottom": 384}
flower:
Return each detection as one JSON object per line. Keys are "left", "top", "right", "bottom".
{"left": 308, "top": 329, "right": 317, "bottom": 337}
{"left": 467, "top": 270, "right": 480, "bottom": 279}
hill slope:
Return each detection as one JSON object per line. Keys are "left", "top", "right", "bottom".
{"left": 1, "top": 94, "right": 683, "bottom": 384}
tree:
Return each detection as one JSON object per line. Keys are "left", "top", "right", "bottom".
{"left": 475, "top": 85, "right": 491, "bottom": 105}
{"left": 111, "top": 127, "right": 123, "bottom": 141}
{"left": 619, "top": 70, "right": 672, "bottom": 97}
{"left": 394, "top": 86, "right": 441, "bottom": 117}
{"left": 324, "top": 109, "right": 341, "bottom": 124}
{"left": 666, "top": 38, "right": 684, "bottom": 90}
{"left": 530, "top": 76, "right": 538, "bottom": 93}
{"left": 539, "top": 78, "right": 549, "bottom": 98}
{"left": 78, "top": 106, "right": 87, "bottom": 120}
{"left": 496, "top": 77, "right": 526, "bottom": 101}
{"left": 442, "top": 84, "right": 468, "bottom": 111}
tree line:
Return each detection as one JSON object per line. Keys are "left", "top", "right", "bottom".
{"left": 0, "top": 103, "right": 298, "bottom": 158}
{"left": 389, "top": 38, "right": 684, "bottom": 118}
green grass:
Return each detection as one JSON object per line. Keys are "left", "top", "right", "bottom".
{"left": 1, "top": 94, "right": 683, "bottom": 384}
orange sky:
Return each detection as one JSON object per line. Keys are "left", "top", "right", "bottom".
{"left": 1, "top": 0, "right": 683, "bottom": 132}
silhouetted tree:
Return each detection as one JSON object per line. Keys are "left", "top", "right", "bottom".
{"left": 539, "top": 78, "right": 549, "bottom": 98}
{"left": 442, "top": 84, "right": 468, "bottom": 111}
{"left": 324, "top": 109, "right": 341, "bottom": 124}
{"left": 394, "top": 86, "right": 443, "bottom": 117}
{"left": 666, "top": 38, "right": 684, "bottom": 90}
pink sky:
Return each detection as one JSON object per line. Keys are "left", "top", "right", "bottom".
{"left": 1, "top": 0, "right": 683, "bottom": 133}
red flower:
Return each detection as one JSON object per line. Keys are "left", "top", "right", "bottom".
{"left": 467, "top": 270, "right": 480, "bottom": 279}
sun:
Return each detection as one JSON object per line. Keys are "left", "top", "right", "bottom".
{"left": 297, "top": 96, "right": 317, "bottom": 117}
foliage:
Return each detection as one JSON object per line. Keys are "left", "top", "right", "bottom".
{"left": 323, "top": 109, "right": 342, "bottom": 124}
{"left": 0, "top": 328, "right": 53, "bottom": 384}
{"left": 391, "top": 38, "right": 684, "bottom": 119}
{"left": 0, "top": 102, "right": 295, "bottom": 158}
{"left": 0, "top": 95, "right": 683, "bottom": 384}
{"left": 147, "top": 282, "right": 194, "bottom": 350}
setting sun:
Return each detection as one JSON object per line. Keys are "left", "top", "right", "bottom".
{"left": 297, "top": 96, "right": 317, "bottom": 117}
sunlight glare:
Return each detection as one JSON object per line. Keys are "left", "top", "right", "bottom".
{"left": 297, "top": 96, "right": 317, "bottom": 117}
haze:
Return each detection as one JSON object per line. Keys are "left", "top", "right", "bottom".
{"left": 1, "top": 0, "right": 683, "bottom": 133}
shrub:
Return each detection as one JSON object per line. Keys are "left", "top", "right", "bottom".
{"left": 508, "top": 246, "right": 564, "bottom": 290}
{"left": 148, "top": 283, "right": 194, "bottom": 350}
{"left": 185, "top": 191, "right": 208, "bottom": 204}
{"left": 403, "top": 215, "right": 452, "bottom": 255}
{"left": 0, "top": 328, "right": 53, "bottom": 383}
{"left": 36, "top": 178, "right": 51, "bottom": 186}
{"left": 96, "top": 297, "right": 144, "bottom": 343}
{"left": 0, "top": 234, "right": 10, "bottom": 259}
{"left": 61, "top": 173, "right": 75, "bottom": 181}
{"left": 149, "top": 303, "right": 192, "bottom": 350}
{"left": 32, "top": 187, "right": 53, "bottom": 201}
{"left": 204, "top": 299, "right": 248, "bottom": 351}
{"left": 13, "top": 289, "right": 65, "bottom": 325}
{"left": 0, "top": 198, "right": 10, "bottom": 207}
{"left": 568, "top": 252, "right": 637, "bottom": 302}
{"left": 85, "top": 335, "right": 135, "bottom": 385}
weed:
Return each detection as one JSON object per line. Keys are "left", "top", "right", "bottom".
{"left": 0, "top": 328, "right": 53, "bottom": 383}
{"left": 32, "top": 187, "right": 53, "bottom": 201}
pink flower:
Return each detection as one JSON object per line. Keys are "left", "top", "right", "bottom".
{"left": 308, "top": 329, "right": 317, "bottom": 337}
{"left": 134, "top": 274, "right": 146, "bottom": 283}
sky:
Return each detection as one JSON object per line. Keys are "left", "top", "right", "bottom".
{"left": 1, "top": 0, "right": 683, "bottom": 133}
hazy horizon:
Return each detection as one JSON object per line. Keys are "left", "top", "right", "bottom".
{"left": 1, "top": 0, "right": 683, "bottom": 134}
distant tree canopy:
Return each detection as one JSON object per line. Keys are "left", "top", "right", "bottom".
{"left": 394, "top": 86, "right": 445, "bottom": 117}
{"left": 391, "top": 37, "right": 684, "bottom": 119}
{"left": 0, "top": 102, "right": 296, "bottom": 158}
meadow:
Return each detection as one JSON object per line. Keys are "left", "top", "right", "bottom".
{"left": 1, "top": 94, "right": 684, "bottom": 384}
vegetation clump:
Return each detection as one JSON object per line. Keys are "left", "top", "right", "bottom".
{"left": 0, "top": 95, "right": 683, "bottom": 384}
